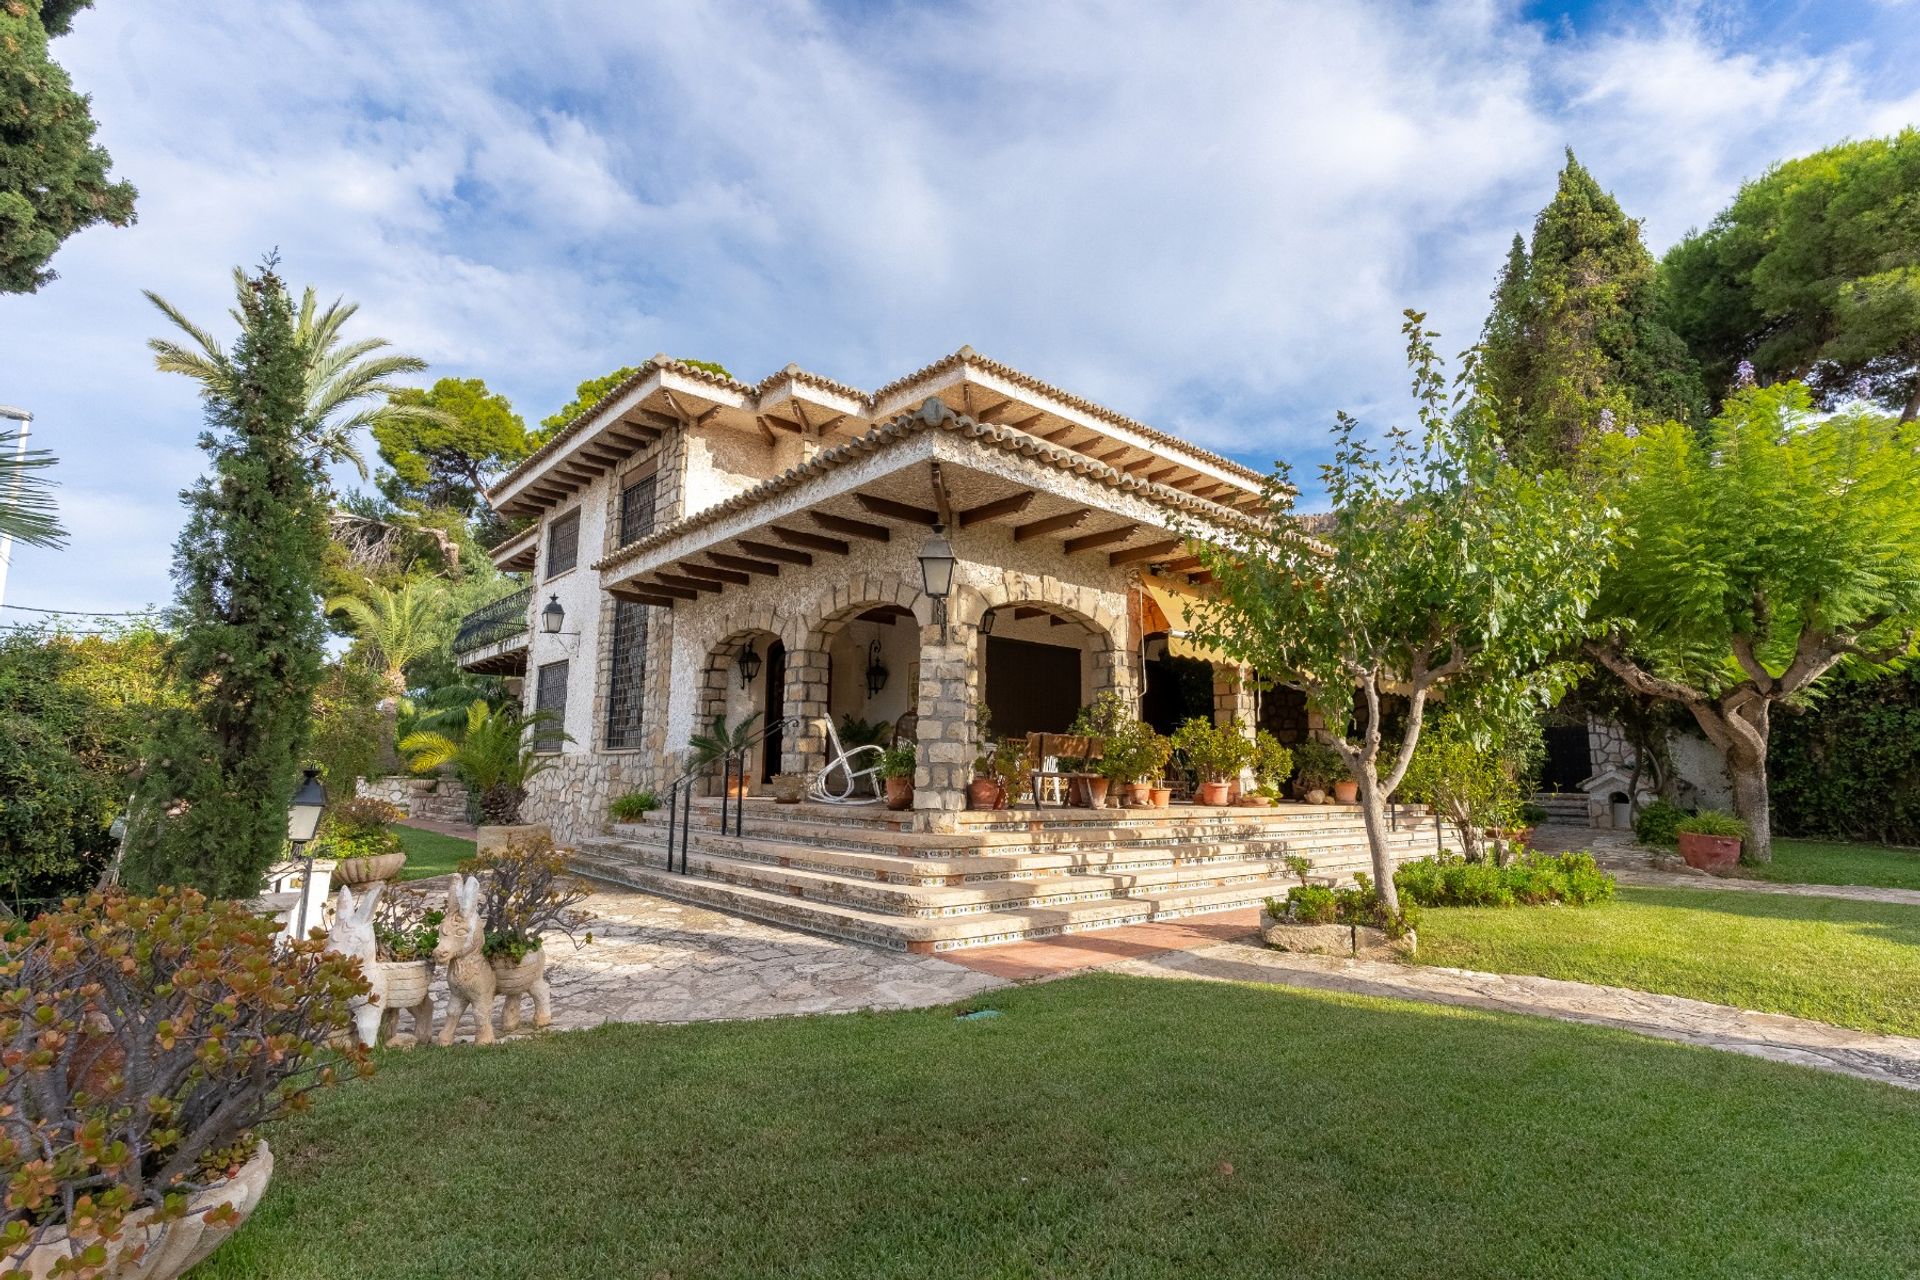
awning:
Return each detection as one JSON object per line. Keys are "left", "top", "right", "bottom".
{"left": 1139, "top": 579, "right": 1238, "bottom": 667}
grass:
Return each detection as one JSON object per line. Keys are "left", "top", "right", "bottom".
{"left": 1739, "top": 837, "right": 1920, "bottom": 891}
{"left": 1414, "top": 886, "right": 1920, "bottom": 1036}
{"left": 197, "top": 974, "right": 1920, "bottom": 1280}
{"left": 388, "top": 824, "right": 474, "bottom": 882}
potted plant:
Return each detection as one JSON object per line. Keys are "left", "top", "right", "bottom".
{"left": 438, "top": 836, "right": 591, "bottom": 1044}
{"left": 1115, "top": 726, "right": 1172, "bottom": 807}
{"left": 971, "top": 737, "right": 1030, "bottom": 811}
{"left": 1171, "top": 717, "right": 1254, "bottom": 807}
{"left": 400, "top": 699, "right": 566, "bottom": 853}
{"left": 1245, "top": 730, "right": 1294, "bottom": 808}
{"left": 879, "top": 742, "right": 917, "bottom": 810}
{"left": 607, "top": 789, "right": 659, "bottom": 822}
{"left": 1, "top": 888, "right": 367, "bottom": 1279}
{"left": 327, "top": 883, "right": 439, "bottom": 1049}
{"left": 1675, "top": 809, "right": 1747, "bottom": 873}
{"left": 771, "top": 772, "right": 807, "bottom": 804}
{"left": 690, "top": 711, "right": 762, "bottom": 797}
{"left": 1292, "top": 739, "right": 1344, "bottom": 804}
{"left": 312, "top": 794, "right": 409, "bottom": 886}
{"left": 968, "top": 701, "right": 1003, "bottom": 809}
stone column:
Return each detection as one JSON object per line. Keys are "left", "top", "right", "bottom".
{"left": 1213, "top": 663, "right": 1258, "bottom": 791}
{"left": 913, "top": 618, "right": 978, "bottom": 832}
{"left": 781, "top": 645, "right": 832, "bottom": 778}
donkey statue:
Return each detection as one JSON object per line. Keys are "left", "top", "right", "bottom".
{"left": 434, "top": 874, "right": 553, "bottom": 1045}
{"left": 327, "top": 884, "right": 435, "bottom": 1048}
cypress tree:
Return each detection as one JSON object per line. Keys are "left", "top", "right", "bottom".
{"left": 124, "top": 263, "right": 329, "bottom": 896}
{"left": 1479, "top": 151, "right": 1704, "bottom": 465}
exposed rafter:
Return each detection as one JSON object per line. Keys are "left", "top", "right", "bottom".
{"left": 1013, "top": 508, "right": 1090, "bottom": 541}
{"left": 853, "top": 492, "right": 939, "bottom": 525}
{"left": 771, "top": 524, "right": 850, "bottom": 555}
{"left": 677, "top": 562, "right": 750, "bottom": 586}
{"left": 708, "top": 550, "right": 779, "bottom": 576}
{"left": 1063, "top": 523, "right": 1138, "bottom": 554}
{"left": 738, "top": 538, "right": 813, "bottom": 566}
{"left": 809, "top": 511, "right": 890, "bottom": 542}
{"left": 1109, "top": 538, "right": 1183, "bottom": 566}
{"left": 956, "top": 490, "right": 1035, "bottom": 527}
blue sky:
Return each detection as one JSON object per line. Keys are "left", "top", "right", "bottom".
{"left": 3, "top": 0, "right": 1917, "bottom": 618}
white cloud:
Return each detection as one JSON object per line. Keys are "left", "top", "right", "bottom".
{"left": 1, "top": 0, "right": 1915, "bottom": 611}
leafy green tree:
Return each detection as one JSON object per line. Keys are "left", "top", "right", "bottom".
{"left": 1584, "top": 383, "right": 1920, "bottom": 862}
{"left": 1662, "top": 129, "right": 1920, "bottom": 420}
{"left": 1191, "top": 313, "right": 1616, "bottom": 916}
{"left": 124, "top": 264, "right": 332, "bottom": 896}
{"left": 0, "top": 429, "right": 65, "bottom": 550}
{"left": 375, "top": 377, "right": 529, "bottom": 515}
{"left": 325, "top": 577, "right": 448, "bottom": 700}
{"left": 533, "top": 359, "right": 733, "bottom": 444}
{"left": 0, "top": 0, "right": 135, "bottom": 293}
{"left": 146, "top": 268, "right": 449, "bottom": 477}
{"left": 1479, "top": 151, "right": 1703, "bottom": 464}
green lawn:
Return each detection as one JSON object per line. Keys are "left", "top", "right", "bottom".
{"left": 198, "top": 974, "right": 1920, "bottom": 1279}
{"left": 1414, "top": 886, "right": 1920, "bottom": 1035}
{"left": 1741, "top": 837, "right": 1920, "bottom": 891}
{"left": 388, "top": 824, "right": 475, "bottom": 882}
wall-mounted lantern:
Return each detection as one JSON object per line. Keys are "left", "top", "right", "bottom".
{"left": 737, "top": 642, "right": 762, "bottom": 689}
{"left": 865, "top": 638, "right": 889, "bottom": 698}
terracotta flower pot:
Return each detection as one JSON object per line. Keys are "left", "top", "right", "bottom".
{"left": 334, "top": 851, "right": 407, "bottom": 886}
{"left": 7, "top": 1142, "right": 274, "bottom": 1280}
{"left": 1084, "top": 777, "right": 1110, "bottom": 809}
{"left": 1677, "top": 831, "right": 1741, "bottom": 873}
{"left": 1198, "top": 780, "right": 1232, "bottom": 806}
{"left": 885, "top": 776, "right": 914, "bottom": 811}
{"left": 1125, "top": 782, "right": 1152, "bottom": 807}
{"left": 1148, "top": 786, "right": 1172, "bottom": 807}
{"left": 969, "top": 778, "right": 1006, "bottom": 810}
{"left": 1333, "top": 780, "right": 1360, "bottom": 804}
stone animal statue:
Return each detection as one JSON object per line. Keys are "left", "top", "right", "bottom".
{"left": 433, "top": 874, "right": 554, "bottom": 1044}
{"left": 327, "top": 884, "right": 434, "bottom": 1048}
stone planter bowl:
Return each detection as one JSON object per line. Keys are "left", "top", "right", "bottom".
{"left": 771, "top": 773, "right": 806, "bottom": 804}
{"left": 333, "top": 851, "right": 407, "bottom": 886}
{"left": 6, "top": 1142, "right": 274, "bottom": 1280}
{"left": 489, "top": 947, "right": 547, "bottom": 996}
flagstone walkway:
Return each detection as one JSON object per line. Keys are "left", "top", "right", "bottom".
{"left": 1110, "top": 941, "right": 1920, "bottom": 1091}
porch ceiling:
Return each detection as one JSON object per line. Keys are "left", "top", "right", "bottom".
{"left": 596, "top": 424, "right": 1234, "bottom": 611}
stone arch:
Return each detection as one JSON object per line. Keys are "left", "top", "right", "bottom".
{"left": 966, "top": 569, "right": 1136, "bottom": 707}
{"left": 696, "top": 617, "right": 785, "bottom": 792}
{"left": 783, "top": 571, "right": 928, "bottom": 778}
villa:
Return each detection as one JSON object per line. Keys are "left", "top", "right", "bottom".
{"left": 451, "top": 349, "right": 1440, "bottom": 950}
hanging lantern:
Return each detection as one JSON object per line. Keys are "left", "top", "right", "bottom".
{"left": 865, "top": 638, "right": 889, "bottom": 698}
{"left": 737, "top": 642, "right": 762, "bottom": 689}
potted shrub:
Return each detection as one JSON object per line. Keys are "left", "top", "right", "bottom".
{"left": 607, "top": 789, "right": 659, "bottom": 823}
{"left": 1292, "top": 739, "right": 1344, "bottom": 804}
{"left": 690, "top": 712, "right": 762, "bottom": 797}
{"left": 438, "top": 836, "right": 591, "bottom": 1044}
{"left": 1124, "top": 727, "right": 1174, "bottom": 807}
{"left": 1676, "top": 809, "right": 1747, "bottom": 872}
{"left": 969, "top": 756, "right": 1003, "bottom": 810}
{"left": 879, "top": 742, "right": 917, "bottom": 810}
{"left": 400, "top": 699, "right": 565, "bottom": 853}
{"left": 312, "top": 794, "right": 409, "bottom": 886}
{"left": 1170, "top": 717, "right": 1253, "bottom": 806}
{"left": 1245, "top": 730, "right": 1294, "bottom": 808}
{"left": 1, "top": 889, "right": 368, "bottom": 1279}
{"left": 971, "top": 738, "right": 1030, "bottom": 811}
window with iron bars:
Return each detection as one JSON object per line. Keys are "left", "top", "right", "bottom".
{"left": 545, "top": 509, "right": 580, "bottom": 578}
{"left": 604, "top": 600, "right": 650, "bottom": 749}
{"left": 534, "top": 660, "right": 569, "bottom": 753}
{"left": 619, "top": 471, "right": 658, "bottom": 545}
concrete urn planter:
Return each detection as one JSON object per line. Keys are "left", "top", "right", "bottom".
{"left": 5, "top": 1142, "right": 274, "bottom": 1280}
{"left": 333, "top": 851, "right": 407, "bottom": 886}
{"left": 771, "top": 773, "right": 806, "bottom": 804}
{"left": 489, "top": 948, "right": 553, "bottom": 1034}
{"left": 372, "top": 958, "right": 435, "bottom": 1046}
{"left": 1259, "top": 910, "right": 1415, "bottom": 959}
{"left": 1677, "top": 831, "right": 1742, "bottom": 873}
{"left": 475, "top": 822, "right": 551, "bottom": 855}
{"left": 969, "top": 778, "right": 1006, "bottom": 810}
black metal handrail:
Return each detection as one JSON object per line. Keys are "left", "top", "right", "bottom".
{"left": 661, "top": 714, "right": 805, "bottom": 873}
{"left": 452, "top": 585, "right": 532, "bottom": 656}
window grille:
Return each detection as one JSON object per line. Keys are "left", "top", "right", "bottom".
{"left": 534, "top": 660, "right": 569, "bottom": 753}
{"left": 605, "top": 600, "right": 650, "bottom": 749}
{"left": 546, "top": 510, "right": 580, "bottom": 578}
{"left": 619, "top": 471, "right": 658, "bottom": 545}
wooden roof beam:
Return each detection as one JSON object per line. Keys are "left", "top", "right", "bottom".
{"left": 654, "top": 573, "right": 722, "bottom": 595}
{"left": 1063, "top": 523, "right": 1138, "bottom": 554}
{"left": 1109, "top": 538, "right": 1184, "bottom": 567}
{"left": 738, "top": 537, "right": 813, "bottom": 566}
{"left": 677, "top": 562, "right": 751, "bottom": 586}
{"left": 854, "top": 492, "right": 940, "bottom": 525}
{"left": 708, "top": 550, "right": 780, "bottom": 576}
{"left": 771, "top": 524, "right": 849, "bottom": 555}
{"left": 957, "top": 490, "right": 1035, "bottom": 528}
{"left": 810, "top": 511, "right": 889, "bottom": 542}
{"left": 1013, "top": 508, "right": 1089, "bottom": 541}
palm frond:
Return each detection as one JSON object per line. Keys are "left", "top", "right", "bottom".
{"left": 0, "top": 441, "right": 67, "bottom": 550}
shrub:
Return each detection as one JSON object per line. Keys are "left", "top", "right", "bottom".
{"left": 879, "top": 743, "right": 916, "bottom": 781}
{"left": 458, "top": 836, "right": 591, "bottom": 963}
{"left": 1291, "top": 740, "right": 1346, "bottom": 792}
{"left": 1633, "top": 799, "right": 1688, "bottom": 846}
{"left": 372, "top": 885, "right": 443, "bottom": 961}
{"left": 1277, "top": 884, "right": 1337, "bottom": 924}
{"left": 1272, "top": 875, "right": 1420, "bottom": 937}
{"left": 0, "top": 889, "right": 369, "bottom": 1266}
{"left": 1170, "top": 717, "right": 1254, "bottom": 783}
{"left": 1250, "top": 731, "right": 1294, "bottom": 793}
{"left": 1393, "top": 850, "right": 1616, "bottom": 909}
{"left": 311, "top": 796, "right": 404, "bottom": 863}
{"left": 1677, "top": 809, "right": 1749, "bottom": 839}
{"left": 607, "top": 790, "right": 659, "bottom": 821}
{"left": 1520, "top": 802, "right": 1550, "bottom": 827}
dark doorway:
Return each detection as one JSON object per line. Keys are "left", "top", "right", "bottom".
{"left": 1255, "top": 679, "right": 1310, "bottom": 745}
{"left": 760, "top": 639, "right": 786, "bottom": 782}
{"left": 985, "top": 636, "right": 1082, "bottom": 738}
{"left": 1539, "top": 723, "right": 1592, "bottom": 793}
{"left": 1142, "top": 653, "right": 1215, "bottom": 736}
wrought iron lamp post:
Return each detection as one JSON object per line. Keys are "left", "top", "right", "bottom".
{"left": 286, "top": 767, "right": 328, "bottom": 939}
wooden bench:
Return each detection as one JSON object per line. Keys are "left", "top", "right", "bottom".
{"left": 1025, "top": 733, "right": 1104, "bottom": 808}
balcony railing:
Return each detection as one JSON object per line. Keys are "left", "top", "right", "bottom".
{"left": 453, "top": 585, "right": 532, "bottom": 657}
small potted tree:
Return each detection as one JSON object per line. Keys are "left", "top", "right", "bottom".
{"left": 689, "top": 712, "right": 762, "bottom": 798}
{"left": 313, "top": 795, "right": 409, "bottom": 886}
{"left": 1171, "top": 717, "right": 1254, "bottom": 807}
{"left": 879, "top": 742, "right": 916, "bottom": 810}
{"left": 1245, "top": 730, "right": 1294, "bottom": 807}
{"left": 399, "top": 699, "right": 565, "bottom": 853}
{"left": 1, "top": 889, "right": 368, "bottom": 1279}
{"left": 1675, "top": 810, "right": 1747, "bottom": 873}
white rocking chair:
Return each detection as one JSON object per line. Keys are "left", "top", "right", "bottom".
{"left": 808, "top": 717, "right": 884, "bottom": 805}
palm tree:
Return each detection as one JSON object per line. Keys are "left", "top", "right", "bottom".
{"left": 326, "top": 578, "right": 447, "bottom": 700}
{"left": 145, "top": 267, "right": 450, "bottom": 478}
{"left": 0, "top": 431, "right": 65, "bottom": 551}
{"left": 399, "top": 699, "right": 566, "bottom": 825}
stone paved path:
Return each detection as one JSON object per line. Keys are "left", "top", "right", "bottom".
{"left": 421, "top": 889, "right": 1003, "bottom": 1040}
{"left": 1110, "top": 941, "right": 1920, "bottom": 1091}
{"left": 1534, "top": 823, "right": 1920, "bottom": 907}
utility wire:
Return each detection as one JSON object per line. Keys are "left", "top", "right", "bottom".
{"left": 0, "top": 604, "right": 161, "bottom": 617}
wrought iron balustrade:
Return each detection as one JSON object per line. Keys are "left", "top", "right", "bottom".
{"left": 453, "top": 585, "right": 533, "bottom": 656}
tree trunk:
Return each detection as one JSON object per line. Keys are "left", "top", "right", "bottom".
{"left": 1727, "top": 753, "right": 1772, "bottom": 863}
{"left": 1356, "top": 771, "right": 1401, "bottom": 915}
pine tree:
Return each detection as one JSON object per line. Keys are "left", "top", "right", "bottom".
{"left": 124, "top": 263, "right": 330, "bottom": 896}
{"left": 1478, "top": 151, "right": 1704, "bottom": 465}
